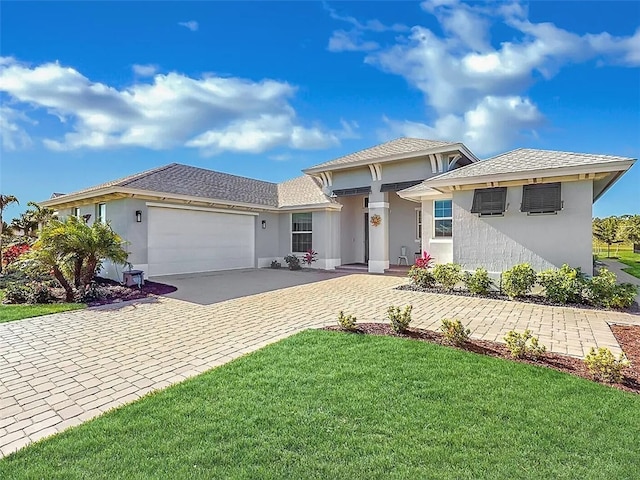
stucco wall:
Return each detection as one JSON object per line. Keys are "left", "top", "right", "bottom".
{"left": 452, "top": 181, "right": 594, "bottom": 274}
{"left": 255, "top": 211, "right": 280, "bottom": 267}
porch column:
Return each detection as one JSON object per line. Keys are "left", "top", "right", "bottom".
{"left": 368, "top": 191, "right": 389, "bottom": 273}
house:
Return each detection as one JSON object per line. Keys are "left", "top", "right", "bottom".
{"left": 39, "top": 138, "right": 635, "bottom": 280}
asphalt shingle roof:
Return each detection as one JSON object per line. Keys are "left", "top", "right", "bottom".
{"left": 423, "top": 148, "right": 635, "bottom": 184}
{"left": 277, "top": 175, "right": 337, "bottom": 208}
{"left": 48, "top": 164, "right": 334, "bottom": 209}
{"left": 306, "top": 137, "right": 457, "bottom": 170}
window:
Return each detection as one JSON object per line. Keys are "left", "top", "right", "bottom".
{"left": 292, "top": 212, "right": 312, "bottom": 252}
{"left": 364, "top": 197, "right": 369, "bottom": 208}
{"left": 434, "top": 200, "right": 452, "bottom": 237}
{"left": 471, "top": 187, "right": 507, "bottom": 216}
{"left": 521, "top": 183, "right": 562, "bottom": 214}
{"left": 96, "top": 203, "right": 106, "bottom": 223}
{"left": 72, "top": 207, "right": 80, "bottom": 218}
{"left": 415, "top": 209, "right": 422, "bottom": 240}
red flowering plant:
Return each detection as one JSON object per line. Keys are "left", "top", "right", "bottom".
{"left": 2, "top": 243, "right": 31, "bottom": 266}
{"left": 303, "top": 249, "right": 318, "bottom": 266}
{"left": 414, "top": 251, "right": 434, "bottom": 269}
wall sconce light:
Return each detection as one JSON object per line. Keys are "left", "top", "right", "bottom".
{"left": 135, "top": 210, "right": 142, "bottom": 223}
{"left": 261, "top": 220, "right": 267, "bottom": 229}
{"left": 82, "top": 213, "right": 92, "bottom": 223}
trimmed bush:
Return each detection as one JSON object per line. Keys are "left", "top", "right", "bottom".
{"left": 387, "top": 305, "right": 412, "bottom": 333}
{"left": 433, "top": 263, "right": 463, "bottom": 291}
{"left": 3, "top": 283, "right": 32, "bottom": 304}
{"left": 463, "top": 267, "right": 493, "bottom": 295}
{"left": 501, "top": 263, "right": 536, "bottom": 299}
{"left": 584, "top": 268, "right": 638, "bottom": 309}
{"left": 29, "top": 283, "right": 55, "bottom": 304}
{"left": 504, "top": 330, "right": 546, "bottom": 359}
{"left": 284, "top": 254, "right": 301, "bottom": 271}
{"left": 584, "top": 347, "right": 629, "bottom": 383}
{"left": 408, "top": 266, "right": 436, "bottom": 288}
{"left": 440, "top": 319, "right": 471, "bottom": 346}
{"left": 337, "top": 311, "right": 357, "bottom": 331}
{"left": 537, "top": 264, "right": 586, "bottom": 304}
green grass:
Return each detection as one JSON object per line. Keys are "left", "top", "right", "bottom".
{"left": 2, "top": 330, "right": 638, "bottom": 479}
{"left": 595, "top": 247, "right": 640, "bottom": 279}
{"left": 0, "top": 290, "right": 85, "bottom": 323}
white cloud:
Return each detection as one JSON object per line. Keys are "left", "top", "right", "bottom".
{"left": 0, "top": 57, "right": 346, "bottom": 155}
{"left": 178, "top": 20, "right": 198, "bottom": 32}
{"left": 0, "top": 106, "right": 34, "bottom": 151}
{"left": 328, "top": 30, "right": 379, "bottom": 52}
{"left": 324, "top": 4, "right": 407, "bottom": 33}
{"left": 353, "top": 1, "right": 640, "bottom": 155}
{"left": 132, "top": 64, "right": 158, "bottom": 77}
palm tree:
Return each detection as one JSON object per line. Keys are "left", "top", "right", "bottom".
{"left": 26, "top": 201, "right": 55, "bottom": 230}
{"left": 0, "top": 194, "right": 19, "bottom": 273}
{"left": 9, "top": 213, "right": 38, "bottom": 238}
{"left": 32, "top": 216, "right": 129, "bottom": 300}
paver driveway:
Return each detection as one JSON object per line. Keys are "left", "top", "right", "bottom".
{"left": 1, "top": 272, "right": 638, "bottom": 457}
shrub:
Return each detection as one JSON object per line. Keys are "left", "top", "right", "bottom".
{"left": 584, "top": 268, "right": 638, "bottom": 308}
{"left": 29, "top": 283, "right": 55, "bottom": 304}
{"left": 387, "top": 305, "right": 412, "bottom": 333}
{"left": 501, "top": 263, "right": 536, "bottom": 299}
{"left": 504, "top": 330, "right": 546, "bottom": 359}
{"left": 2, "top": 243, "right": 30, "bottom": 266}
{"left": 537, "top": 264, "right": 586, "bottom": 304}
{"left": 584, "top": 347, "right": 629, "bottom": 383}
{"left": 337, "top": 311, "right": 357, "bottom": 331}
{"left": 270, "top": 260, "right": 281, "bottom": 269}
{"left": 463, "top": 267, "right": 493, "bottom": 295}
{"left": 440, "top": 319, "right": 471, "bottom": 346}
{"left": 433, "top": 263, "right": 463, "bottom": 291}
{"left": 303, "top": 250, "right": 317, "bottom": 266}
{"left": 3, "top": 283, "right": 32, "bottom": 304}
{"left": 284, "top": 254, "right": 301, "bottom": 271}
{"left": 414, "top": 251, "right": 434, "bottom": 269}
{"left": 408, "top": 265, "right": 436, "bottom": 288}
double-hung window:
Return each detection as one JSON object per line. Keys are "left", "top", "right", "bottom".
{"left": 292, "top": 213, "right": 312, "bottom": 252}
{"left": 434, "top": 200, "right": 452, "bottom": 237}
{"left": 72, "top": 207, "right": 80, "bottom": 218}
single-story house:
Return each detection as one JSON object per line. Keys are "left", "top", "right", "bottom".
{"left": 39, "top": 137, "right": 635, "bottom": 279}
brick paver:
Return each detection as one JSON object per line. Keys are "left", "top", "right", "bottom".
{"left": 1, "top": 273, "right": 638, "bottom": 457}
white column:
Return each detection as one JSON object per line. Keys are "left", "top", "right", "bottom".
{"left": 368, "top": 192, "right": 389, "bottom": 274}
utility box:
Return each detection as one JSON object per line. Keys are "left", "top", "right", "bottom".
{"left": 123, "top": 270, "right": 145, "bottom": 288}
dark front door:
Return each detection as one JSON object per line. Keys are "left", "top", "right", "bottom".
{"left": 364, "top": 213, "right": 369, "bottom": 263}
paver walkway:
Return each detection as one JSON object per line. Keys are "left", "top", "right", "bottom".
{"left": 1, "top": 273, "right": 638, "bottom": 457}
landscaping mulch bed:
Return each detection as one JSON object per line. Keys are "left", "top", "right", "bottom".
{"left": 50, "top": 277, "right": 177, "bottom": 307}
{"left": 324, "top": 322, "right": 640, "bottom": 394}
{"left": 397, "top": 284, "right": 640, "bottom": 313}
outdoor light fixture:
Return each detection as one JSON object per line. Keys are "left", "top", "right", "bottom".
{"left": 135, "top": 210, "right": 142, "bottom": 222}
{"left": 262, "top": 220, "right": 267, "bottom": 229}
{"left": 82, "top": 213, "right": 91, "bottom": 223}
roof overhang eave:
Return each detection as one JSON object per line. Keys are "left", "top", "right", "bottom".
{"left": 39, "top": 187, "right": 281, "bottom": 212}
{"left": 420, "top": 160, "right": 636, "bottom": 190}
{"left": 303, "top": 143, "right": 479, "bottom": 175}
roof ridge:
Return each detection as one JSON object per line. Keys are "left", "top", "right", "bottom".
{"left": 118, "top": 163, "right": 179, "bottom": 187}
{"left": 166, "top": 163, "right": 278, "bottom": 186}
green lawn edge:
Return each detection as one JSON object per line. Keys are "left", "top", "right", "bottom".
{"left": 1, "top": 329, "right": 638, "bottom": 479}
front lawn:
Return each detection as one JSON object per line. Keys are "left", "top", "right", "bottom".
{"left": 0, "top": 290, "right": 85, "bottom": 323}
{"left": 596, "top": 248, "right": 640, "bottom": 279}
{"left": 2, "top": 330, "right": 638, "bottom": 479}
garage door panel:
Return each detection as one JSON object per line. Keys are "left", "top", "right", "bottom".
{"left": 147, "top": 207, "right": 255, "bottom": 276}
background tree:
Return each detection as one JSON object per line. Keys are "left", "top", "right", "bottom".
{"left": 9, "top": 212, "right": 39, "bottom": 238}
{"left": 29, "top": 216, "right": 129, "bottom": 301}
{"left": 0, "top": 194, "right": 19, "bottom": 274}
{"left": 622, "top": 215, "right": 640, "bottom": 245}
{"left": 592, "top": 217, "right": 620, "bottom": 257}
{"left": 26, "top": 201, "right": 55, "bottom": 230}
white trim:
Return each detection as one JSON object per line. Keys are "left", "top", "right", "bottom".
{"left": 374, "top": 163, "right": 382, "bottom": 180}
{"left": 291, "top": 212, "right": 313, "bottom": 254}
{"left": 433, "top": 198, "right": 452, "bottom": 239}
{"left": 429, "top": 238, "right": 453, "bottom": 244}
{"left": 368, "top": 202, "right": 389, "bottom": 209}
{"left": 326, "top": 171, "right": 333, "bottom": 187}
{"left": 436, "top": 153, "right": 444, "bottom": 173}
{"left": 368, "top": 260, "right": 389, "bottom": 274}
{"left": 429, "top": 154, "right": 437, "bottom": 173}
{"left": 145, "top": 202, "right": 259, "bottom": 216}
{"left": 368, "top": 164, "right": 377, "bottom": 181}
{"left": 415, "top": 207, "right": 422, "bottom": 242}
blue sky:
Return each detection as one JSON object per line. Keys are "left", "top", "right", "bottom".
{"left": 1, "top": 0, "right": 639, "bottom": 222}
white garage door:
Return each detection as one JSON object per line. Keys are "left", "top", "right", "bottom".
{"left": 147, "top": 206, "right": 255, "bottom": 276}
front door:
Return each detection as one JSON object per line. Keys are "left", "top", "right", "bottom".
{"left": 364, "top": 213, "right": 369, "bottom": 263}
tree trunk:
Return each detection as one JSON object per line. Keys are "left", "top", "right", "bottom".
{"left": 73, "top": 257, "right": 83, "bottom": 288}
{"left": 52, "top": 265, "right": 75, "bottom": 302}
{"left": 81, "top": 255, "right": 99, "bottom": 291}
